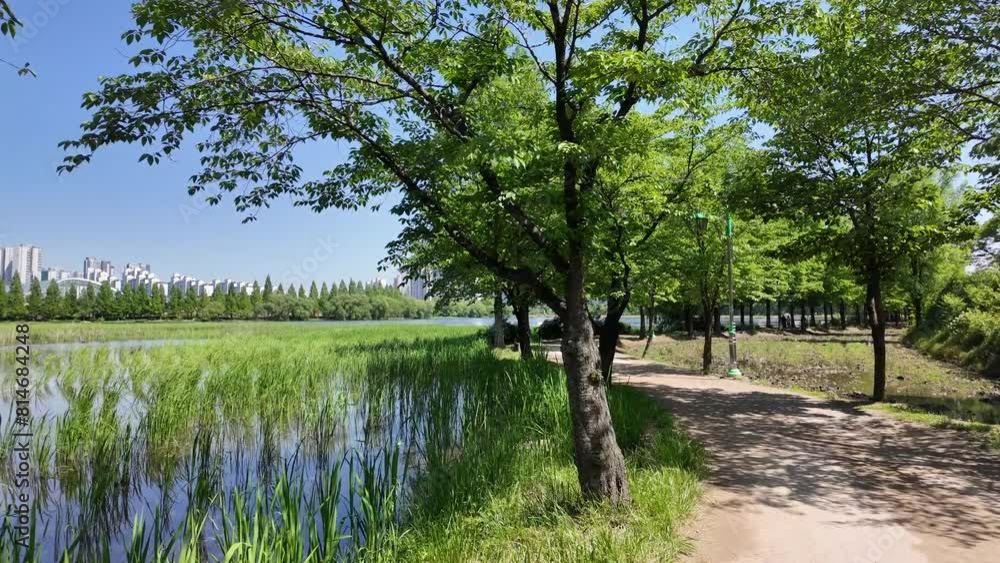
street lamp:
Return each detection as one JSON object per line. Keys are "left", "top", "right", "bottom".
{"left": 692, "top": 211, "right": 742, "bottom": 379}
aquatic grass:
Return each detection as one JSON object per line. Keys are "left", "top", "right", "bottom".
{"left": 0, "top": 323, "right": 703, "bottom": 561}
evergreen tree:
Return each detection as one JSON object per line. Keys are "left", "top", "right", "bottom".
{"left": 7, "top": 276, "right": 27, "bottom": 319}
{"left": 298, "top": 285, "right": 306, "bottom": 299}
{"left": 150, "top": 285, "right": 166, "bottom": 318}
{"left": 184, "top": 287, "right": 198, "bottom": 319}
{"left": 62, "top": 286, "right": 79, "bottom": 320}
{"left": 44, "top": 281, "right": 62, "bottom": 319}
{"left": 338, "top": 280, "right": 348, "bottom": 293}
{"left": 320, "top": 282, "right": 329, "bottom": 300}
{"left": 250, "top": 281, "right": 261, "bottom": 307}
{"left": 119, "top": 284, "right": 135, "bottom": 320}
{"left": 134, "top": 286, "right": 152, "bottom": 319}
{"left": 96, "top": 282, "right": 116, "bottom": 320}
{"left": 27, "top": 278, "right": 44, "bottom": 320}
{"left": 79, "top": 285, "right": 97, "bottom": 320}
{"left": 309, "top": 281, "right": 319, "bottom": 300}
{"left": 276, "top": 283, "right": 285, "bottom": 295}
{"left": 0, "top": 281, "right": 7, "bottom": 320}
{"left": 262, "top": 275, "right": 273, "bottom": 301}
{"left": 168, "top": 286, "right": 182, "bottom": 318}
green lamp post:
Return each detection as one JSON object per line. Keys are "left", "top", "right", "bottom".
{"left": 693, "top": 211, "right": 742, "bottom": 379}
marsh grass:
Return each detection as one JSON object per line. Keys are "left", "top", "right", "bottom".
{"left": 0, "top": 324, "right": 702, "bottom": 562}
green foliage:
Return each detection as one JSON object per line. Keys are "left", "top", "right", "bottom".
{"left": 912, "top": 267, "right": 1000, "bottom": 376}
{"left": 0, "top": 324, "right": 703, "bottom": 560}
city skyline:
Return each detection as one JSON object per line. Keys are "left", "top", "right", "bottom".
{"left": 2, "top": 2, "right": 403, "bottom": 289}
{"left": 3, "top": 240, "right": 428, "bottom": 298}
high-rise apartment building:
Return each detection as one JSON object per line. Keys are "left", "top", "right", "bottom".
{"left": 1, "top": 245, "right": 42, "bottom": 287}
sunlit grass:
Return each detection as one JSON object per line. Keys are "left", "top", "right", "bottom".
{"left": 0, "top": 323, "right": 703, "bottom": 561}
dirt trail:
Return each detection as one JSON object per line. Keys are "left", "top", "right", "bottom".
{"left": 609, "top": 353, "right": 1000, "bottom": 563}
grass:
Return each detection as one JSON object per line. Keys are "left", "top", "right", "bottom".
{"left": 625, "top": 328, "right": 1000, "bottom": 450}
{"left": 861, "top": 403, "right": 1000, "bottom": 450}
{"left": 0, "top": 322, "right": 703, "bottom": 561}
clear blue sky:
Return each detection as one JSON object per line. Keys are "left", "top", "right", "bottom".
{"left": 1, "top": 0, "right": 402, "bottom": 287}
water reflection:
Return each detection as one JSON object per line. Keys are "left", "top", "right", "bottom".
{"left": 0, "top": 337, "right": 473, "bottom": 560}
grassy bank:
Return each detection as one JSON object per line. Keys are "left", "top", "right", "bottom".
{"left": 624, "top": 329, "right": 1000, "bottom": 449}
{"left": 0, "top": 323, "right": 703, "bottom": 561}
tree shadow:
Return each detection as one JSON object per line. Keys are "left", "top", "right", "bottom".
{"left": 613, "top": 360, "right": 1000, "bottom": 550}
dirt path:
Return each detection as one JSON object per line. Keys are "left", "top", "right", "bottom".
{"left": 609, "top": 353, "right": 1000, "bottom": 563}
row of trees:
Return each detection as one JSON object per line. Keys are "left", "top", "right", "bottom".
{"left": 0, "top": 276, "right": 442, "bottom": 321}
{"left": 55, "top": 0, "right": 997, "bottom": 503}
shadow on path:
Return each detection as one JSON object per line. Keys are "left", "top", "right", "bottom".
{"left": 608, "top": 354, "right": 1000, "bottom": 562}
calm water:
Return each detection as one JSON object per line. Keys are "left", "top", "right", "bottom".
{"left": 0, "top": 338, "right": 464, "bottom": 560}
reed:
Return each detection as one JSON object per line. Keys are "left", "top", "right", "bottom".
{"left": 0, "top": 323, "right": 702, "bottom": 561}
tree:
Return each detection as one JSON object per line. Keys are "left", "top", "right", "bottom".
{"left": 0, "top": 280, "right": 7, "bottom": 320}
{"left": 0, "top": 1, "right": 33, "bottom": 77}
{"left": 79, "top": 285, "right": 97, "bottom": 320}
{"left": 44, "top": 281, "right": 63, "bottom": 320}
{"left": 96, "top": 282, "right": 116, "bottom": 320}
{"left": 7, "top": 276, "right": 25, "bottom": 319}
{"left": 26, "top": 278, "right": 44, "bottom": 320}
{"left": 60, "top": 0, "right": 794, "bottom": 502}
{"left": 262, "top": 276, "right": 273, "bottom": 301}
{"left": 63, "top": 286, "right": 79, "bottom": 320}
{"left": 737, "top": 3, "right": 969, "bottom": 401}
{"left": 150, "top": 285, "right": 167, "bottom": 319}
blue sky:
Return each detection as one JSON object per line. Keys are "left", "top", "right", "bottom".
{"left": 1, "top": 0, "right": 402, "bottom": 286}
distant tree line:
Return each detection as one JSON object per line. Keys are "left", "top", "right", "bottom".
{"left": 0, "top": 275, "right": 458, "bottom": 321}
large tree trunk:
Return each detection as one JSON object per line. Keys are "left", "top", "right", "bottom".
{"left": 788, "top": 300, "right": 796, "bottom": 329}
{"left": 823, "top": 303, "right": 829, "bottom": 328}
{"left": 913, "top": 297, "right": 923, "bottom": 329}
{"left": 749, "top": 302, "right": 754, "bottom": 330}
{"left": 598, "top": 281, "right": 630, "bottom": 387}
{"left": 809, "top": 303, "right": 816, "bottom": 327}
{"left": 713, "top": 306, "right": 722, "bottom": 334}
{"left": 865, "top": 264, "right": 887, "bottom": 402}
{"left": 800, "top": 301, "right": 807, "bottom": 330}
{"left": 840, "top": 299, "right": 847, "bottom": 330}
{"left": 638, "top": 306, "right": 647, "bottom": 339}
{"left": 514, "top": 302, "right": 532, "bottom": 360}
{"left": 766, "top": 300, "right": 772, "bottom": 329}
{"left": 702, "top": 303, "right": 714, "bottom": 374}
{"left": 561, "top": 286, "right": 630, "bottom": 502}
{"left": 493, "top": 290, "right": 505, "bottom": 349}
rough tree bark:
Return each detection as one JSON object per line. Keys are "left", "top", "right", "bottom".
{"left": 766, "top": 300, "right": 772, "bottom": 329}
{"left": 913, "top": 297, "right": 923, "bottom": 329}
{"left": 493, "top": 290, "right": 505, "bottom": 349}
{"left": 864, "top": 260, "right": 888, "bottom": 402}
{"left": 561, "top": 273, "right": 630, "bottom": 502}
{"left": 513, "top": 302, "right": 532, "bottom": 360}
{"left": 598, "top": 277, "right": 630, "bottom": 387}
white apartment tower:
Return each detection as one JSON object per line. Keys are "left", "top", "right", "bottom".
{"left": 1, "top": 245, "right": 42, "bottom": 287}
